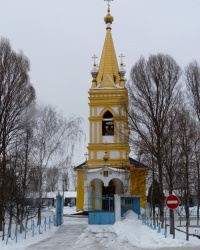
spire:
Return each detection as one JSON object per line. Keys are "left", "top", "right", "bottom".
{"left": 95, "top": 1, "right": 121, "bottom": 87}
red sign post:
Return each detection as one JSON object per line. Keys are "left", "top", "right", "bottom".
{"left": 165, "top": 195, "right": 180, "bottom": 210}
{"left": 165, "top": 195, "right": 180, "bottom": 239}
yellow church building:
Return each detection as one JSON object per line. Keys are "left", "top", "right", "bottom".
{"left": 74, "top": 2, "right": 148, "bottom": 217}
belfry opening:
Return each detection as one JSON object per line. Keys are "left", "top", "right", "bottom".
{"left": 74, "top": 1, "right": 148, "bottom": 224}
{"left": 102, "top": 111, "right": 114, "bottom": 136}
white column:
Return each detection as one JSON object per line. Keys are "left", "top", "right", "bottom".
{"left": 88, "top": 187, "right": 93, "bottom": 211}
{"left": 83, "top": 186, "right": 89, "bottom": 211}
{"left": 95, "top": 179, "right": 101, "bottom": 210}
{"left": 114, "top": 195, "right": 121, "bottom": 222}
{"left": 124, "top": 179, "right": 130, "bottom": 195}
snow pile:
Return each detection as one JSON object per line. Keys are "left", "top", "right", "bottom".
{"left": 113, "top": 210, "right": 200, "bottom": 249}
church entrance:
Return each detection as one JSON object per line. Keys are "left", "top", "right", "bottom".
{"left": 88, "top": 180, "right": 115, "bottom": 225}
{"left": 102, "top": 180, "right": 115, "bottom": 211}
{"left": 102, "top": 180, "right": 115, "bottom": 197}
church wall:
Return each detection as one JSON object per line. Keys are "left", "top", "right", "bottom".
{"left": 91, "top": 122, "right": 94, "bottom": 143}
{"left": 76, "top": 171, "right": 84, "bottom": 211}
{"left": 116, "top": 121, "right": 120, "bottom": 143}
{"left": 90, "top": 151, "right": 94, "bottom": 159}
{"left": 130, "top": 168, "right": 147, "bottom": 208}
{"left": 92, "top": 107, "right": 95, "bottom": 116}
{"left": 110, "top": 150, "right": 119, "bottom": 159}
{"left": 97, "top": 107, "right": 104, "bottom": 116}
{"left": 97, "top": 151, "right": 105, "bottom": 159}
{"left": 121, "top": 150, "right": 127, "bottom": 159}
{"left": 96, "top": 122, "right": 100, "bottom": 143}
{"left": 102, "top": 136, "right": 114, "bottom": 143}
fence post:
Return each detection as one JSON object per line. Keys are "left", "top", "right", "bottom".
{"left": 24, "top": 223, "right": 27, "bottom": 239}
{"left": 49, "top": 216, "right": 51, "bottom": 229}
{"left": 164, "top": 226, "right": 167, "bottom": 238}
{"left": 149, "top": 219, "right": 152, "bottom": 228}
{"left": 157, "top": 222, "right": 161, "bottom": 233}
{"left": 32, "top": 220, "right": 34, "bottom": 237}
{"left": 6, "top": 229, "right": 10, "bottom": 245}
{"left": 45, "top": 217, "right": 46, "bottom": 231}
{"left": 38, "top": 220, "right": 41, "bottom": 234}
{"left": 15, "top": 224, "right": 18, "bottom": 243}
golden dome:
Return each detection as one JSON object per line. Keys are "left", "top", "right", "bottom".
{"left": 104, "top": 9, "right": 114, "bottom": 24}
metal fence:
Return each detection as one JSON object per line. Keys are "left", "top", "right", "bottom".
{"left": 1, "top": 215, "right": 57, "bottom": 245}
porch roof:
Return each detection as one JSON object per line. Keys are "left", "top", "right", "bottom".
{"left": 129, "top": 157, "right": 148, "bottom": 169}
{"left": 74, "top": 158, "right": 148, "bottom": 170}
{"left": 74, "top": 161, "right": 86, "bottom": 170}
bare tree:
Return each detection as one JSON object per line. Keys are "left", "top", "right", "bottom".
{"left": 127, "top": 54, "right": 182, "bottom": 226}
{"left": 176, "top": 107, "right": 197, "bottom": 241}
{"left": 32, "top": 105, "right": 83, "bottom": 223}
{"left": 160, "top": 105, "right": 186, "bottom": 234}
{"left": 193, "top": 128, "right": 200, "bottom": 225}
{"left": 0, "top": 37, "right": 35, "bottom": 231}
{"left": 45, "top": 167, "right": 59, "bottom": 192}
{"left": 185, "top": 61, "right": 200, "bottom": 226}
{"left": 186, "top": 61, "right": 200, "bottom": 121}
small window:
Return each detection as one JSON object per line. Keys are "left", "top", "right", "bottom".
{"left": 103, "top": 171, "right": 108, "bottom": 177}
{"left": 102, "top": 111, "right": 114, "bottom": 136}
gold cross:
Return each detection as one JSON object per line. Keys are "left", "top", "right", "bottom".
{"left": 104, "top": 0, "right": 113, "bottom": 10}
{"left": 84, "top": 152, "right": 89, "bottom": 161}
{"left": 119, "top": 53, "right": 125, "bottom": 64}
{"left": 92, "top": 54, "right": 98, "bottom": 66}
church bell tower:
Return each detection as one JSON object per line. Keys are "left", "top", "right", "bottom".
{"left": 75, "top": 1, "right": 147, "bottom": 212}
{"left": 88, "top": 2, "right": 130, "bottom": 167}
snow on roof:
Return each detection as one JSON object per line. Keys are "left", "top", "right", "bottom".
{"left": 45, "top": 191, "right": 77, "bottom": 199}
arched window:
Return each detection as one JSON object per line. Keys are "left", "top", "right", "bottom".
{"left": 102, "top": 111, "right": 114, "bottom": 136}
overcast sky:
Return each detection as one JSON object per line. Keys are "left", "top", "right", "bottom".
{"left": 1, "top": 0, "right": 200, "bottom": 165}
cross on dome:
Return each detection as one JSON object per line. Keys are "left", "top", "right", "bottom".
{"left": 92, "top": 54, "right": 98, "bottom": 66}
{"left": 104, "top": 0, "right": 113, "bottom": 10}
{"left": 119, "top": 53, "right": 125, "bottom": 65}
{"left": 84, "top": 152, "right": 89, "bottom": 161}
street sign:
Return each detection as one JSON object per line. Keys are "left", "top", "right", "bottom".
{"left": 165, "top": 195, "right": 180, "bottom": 210}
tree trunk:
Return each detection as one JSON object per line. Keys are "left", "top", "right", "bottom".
{"left": 158, "top": 157, "right": 164, "bottom": 227}
{"left": 197, "top": 161, "right": 200, "bottom": 226}
{"left": 0, "top": 144, "right": 6, "bottom": 231}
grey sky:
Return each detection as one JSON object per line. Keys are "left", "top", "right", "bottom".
{"left": 1, "top": 0, "right": 200, "bottom": 165}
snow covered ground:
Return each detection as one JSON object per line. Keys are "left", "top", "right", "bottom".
{"left": 1, "top": 207, "right": 200, "bottom": 249}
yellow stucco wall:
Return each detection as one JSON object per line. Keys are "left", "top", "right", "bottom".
{"left": 76, "top": 170, "right": 84, "bottom": 211}
{"left": 130, "top": 168, "right": 147, "bottom": 208}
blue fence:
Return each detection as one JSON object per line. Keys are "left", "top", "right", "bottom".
{"left": 141, "top": 215, "right": 168, "bottom": 238}
{"left": 121, "top": 197, "right": 140, "bottom": 216}
{"left": 4, "top": 215, "right": 57, "bottom": 245}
